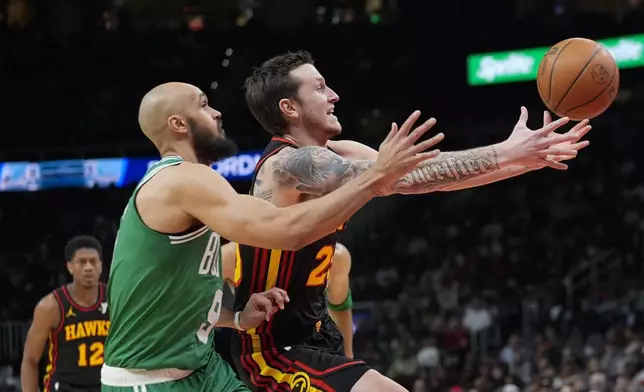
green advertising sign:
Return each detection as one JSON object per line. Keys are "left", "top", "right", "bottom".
{"left": 467, "top": 34, "right": 644, "bottom": 86}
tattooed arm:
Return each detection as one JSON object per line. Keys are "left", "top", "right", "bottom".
{"left": 427, "top": 165, "right": 539, "bottom": 192}
{"left": 272, "top": 145, "right": 513, "bottom": 196}
{"left": 327, "top": 139, "right": 539, "bottom": 193}
{"left": 272, "top": 147, "right": 373, "bottom": 196}
{"left": 394, "top": 146, "right": 502, "bottom": 194}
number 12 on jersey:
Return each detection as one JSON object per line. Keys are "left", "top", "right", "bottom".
{"left": 77, "top": 342, "right": 104, "bottom": 367}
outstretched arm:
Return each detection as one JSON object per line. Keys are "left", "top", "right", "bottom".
{"left": 173, "top": 111, "right": 443, "bottom": 250}
{"left": 324, "top": 115, "right": 590, "bottom": 194}
{"left": 273, "top": 144, "right": 506, "bottom": 196}
{"left": 430, "top": 165, "right": 538, "bottom": 192}
{"left": 175, "top": 163, "right": 386, "bottom": 250}
{"left": 326, "top": 146, "right": 573, "bottom": 195}
{"left": 405, "top": 113, "right": 591, "bottom": 192}
{"left": 395, "top": 156, "right": 529, "bottom": 194}
{"left": 328, "top": 139, "right": 531, "bottom": 192}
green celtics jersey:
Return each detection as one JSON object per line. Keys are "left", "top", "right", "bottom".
{"left": 104, "top": 156, "right": 224, "bottom": 370}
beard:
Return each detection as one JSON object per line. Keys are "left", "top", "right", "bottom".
{"left": 188, "top": 118, "right": 238, "bottom": 164}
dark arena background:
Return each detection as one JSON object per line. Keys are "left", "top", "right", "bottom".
{"left": 2, "top": 0, "right": 644, "bottom": 391}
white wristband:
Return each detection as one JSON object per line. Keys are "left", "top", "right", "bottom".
{"left": 234, "top": 311, "right": 244, "bottom": 330}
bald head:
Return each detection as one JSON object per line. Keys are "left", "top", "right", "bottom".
{"left": 138, "top": 82, "right": 204, "bottom": 143}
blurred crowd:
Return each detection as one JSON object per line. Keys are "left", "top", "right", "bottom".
{"left": 3, "top": 0, "right": 644, "bottom": 391}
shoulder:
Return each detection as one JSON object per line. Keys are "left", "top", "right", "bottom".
{"left": 33, "top": 293, "right": 61, "bottom": 327}
{"left": 36, "top": 292, "right": 60, "bottom": 312}
{"left": 260, "top": 145, "right": 342, "bottom": 179}
{"left": 253, "top": 146, "right": 298, "bottom": 184}
{"left": 143, "top": 162, "right": 229, "bottom": 202}
{"left": 160, "top": 162, "right": 221, "bottom": 186}
{"left": 269, "top": 145, "right": 331, "bottom": 166}
{"left": 270, "top": 145, "right": 347, "bottom": 173}
{"left": 260, "top": 145, "right": 369, "bottom": 196}
{"left": 259, "top": 146, "right": 298, "bottom": 172}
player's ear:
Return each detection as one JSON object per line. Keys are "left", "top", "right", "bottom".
{"left": 66, "top": 261, "right": 73, "bottom": 275}
{"left": 168, "top": 115, "right": 188, "bottom": 134}
{"left": 278, "top": 98, "right": 299, "bottom": 121}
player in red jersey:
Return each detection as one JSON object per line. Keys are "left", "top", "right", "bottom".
{"left": 223, "top": 241, "right": 355, "bottom": 361}
{"left": 21, "top": 236, "right": 108, "bottom": 392}
{"left": 229, "top": 51, "right": 591, "bottom": 392}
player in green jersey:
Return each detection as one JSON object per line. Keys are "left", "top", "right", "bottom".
{"left": 101, "top": 82, "right": 446, "bottom": 392}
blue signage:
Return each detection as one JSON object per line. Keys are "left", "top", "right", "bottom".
{"left": 0, "top": 151, "right": 262, "bottom": 192}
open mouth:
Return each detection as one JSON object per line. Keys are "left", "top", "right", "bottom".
{"left": 327, "top": 108, "right": 336, "bottom": 119}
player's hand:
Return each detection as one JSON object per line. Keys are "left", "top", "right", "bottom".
{"left": 541, "top": 111, "right": 591, "bottom": 165}
{"left": 239, "top": 288, "right": 290, "bottom": 330}
{"left": 500, "top": 106, "right": 581, "bottom": 170}
{"left": 373, "top": 110, "right": 444, "bottom": 182}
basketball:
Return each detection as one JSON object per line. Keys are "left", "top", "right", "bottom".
{"left": 536, "top": 37, "right": 620, "bottom": 121}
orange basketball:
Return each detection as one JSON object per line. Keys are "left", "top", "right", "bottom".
{"left": 536, "top": 37, "right": 619, "bottom": 121}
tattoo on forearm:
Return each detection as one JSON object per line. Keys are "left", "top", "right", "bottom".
{"left": 395, "top": 146, "right": 500, "bottom": 193}
{"left": 271, "top": 145, "right": 502, "bottom": 197}
{"left": 272, "top": 147, "right": 372, "bottom": 196}
{"left": 439, "top": 165, "right": 535, "bottom": 192}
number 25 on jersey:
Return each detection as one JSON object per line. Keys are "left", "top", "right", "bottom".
{"left": 306, "top": 245, "right": 335, "bottom": 287}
